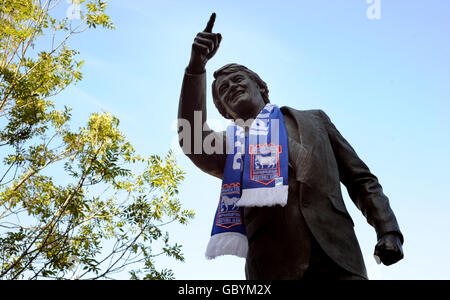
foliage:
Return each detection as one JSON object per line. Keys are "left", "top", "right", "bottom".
{"left": 0, "top": 0, "right": 193, "bottom": 279}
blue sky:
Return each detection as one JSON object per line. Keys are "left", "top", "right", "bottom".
{"left": 54, "top": 0, "right": 450, "bottom": 279}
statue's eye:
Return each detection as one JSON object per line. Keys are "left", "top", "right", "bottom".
{"left": 219, "top": 84, "right": 227, "bottom": 94}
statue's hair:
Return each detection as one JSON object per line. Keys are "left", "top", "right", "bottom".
{"left": 212, "top": 63, "right": 270, "bottom": 119}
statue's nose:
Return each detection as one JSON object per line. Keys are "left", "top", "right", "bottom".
{"left": 229, "top": 82, "right": 240, "bottom": 94}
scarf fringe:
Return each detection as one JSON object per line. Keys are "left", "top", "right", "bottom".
{"left": 205, "top": 232, "right": 248, "bottom": 260}
{"left": 237, "top": 185, "right": 289, "bottom": 207}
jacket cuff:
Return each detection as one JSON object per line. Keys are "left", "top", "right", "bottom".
{"left": 185, "top": 67, "right": 206, "bottom": 77}
{"left": 380, "top": 230, "right": 404, "bottom": 244}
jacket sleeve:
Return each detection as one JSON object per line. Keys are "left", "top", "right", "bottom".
{"left": 318, "top": 110, "right": 403, "bottom": 243}
{"left": 178, "top": 70, "right": 226, "bottom": 179}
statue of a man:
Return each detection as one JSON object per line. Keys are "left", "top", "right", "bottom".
{"left": 178, "top": 13, "right": 404, "bottom": 280}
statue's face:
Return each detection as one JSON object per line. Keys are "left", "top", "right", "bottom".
{"left": 215, "top": 71, "right": 266, "bottom": 120}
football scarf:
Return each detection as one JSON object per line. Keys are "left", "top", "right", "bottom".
{"left": 205, "top": 103, "right": 289, "bottom": 259}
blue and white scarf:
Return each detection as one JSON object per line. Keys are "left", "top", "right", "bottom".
{"left": 205, "top": 104, "right": 289, "bottom": 259}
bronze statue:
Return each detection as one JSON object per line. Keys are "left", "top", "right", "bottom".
{"left": 178, "top": 13, "right": 404, "bottom": 280}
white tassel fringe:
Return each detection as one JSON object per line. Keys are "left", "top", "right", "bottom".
{"left": 237, "top": 185, "right": 288, "bottom": 207}
{"left": 205, "top": 232, "right": 248, "bottom": 260}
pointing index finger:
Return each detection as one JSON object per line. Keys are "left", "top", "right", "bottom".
{"left": 203, "top": 13, "right": 216, "bottom": 33}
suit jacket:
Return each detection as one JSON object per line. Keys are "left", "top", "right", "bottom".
{"left": 244, "top": 106, "right": 403, "bottom": 280}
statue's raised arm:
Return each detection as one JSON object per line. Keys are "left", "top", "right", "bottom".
{"left": 178, "top": 13, "right": 226, "bottom": 179}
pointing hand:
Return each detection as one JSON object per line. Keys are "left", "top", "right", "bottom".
{"left": 187, "top": 13, "right": 222, "bottom": 74}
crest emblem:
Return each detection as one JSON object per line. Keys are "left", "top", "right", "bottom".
{"left": 249, "top": 143, "right": 282, "bottom": 185}
{"left": 216, "top": 183, "right": 242, "bottom": 229}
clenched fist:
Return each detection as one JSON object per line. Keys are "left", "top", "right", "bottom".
{"left": 187, "top": 13, "right": 222, "bottom": 74}
{"left": 374, "top": 232, "right": 404, "bottom": 266}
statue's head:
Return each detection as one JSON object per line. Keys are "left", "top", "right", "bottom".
{"left": 212, "top": 63, "right": 270, "bottom": 120}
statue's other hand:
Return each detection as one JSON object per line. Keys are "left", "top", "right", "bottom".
{"left": 187, "top": 13, "right": 222, "bottom": 74}
{"left": 374, "top": 232, "right": 404, "bottom": 266}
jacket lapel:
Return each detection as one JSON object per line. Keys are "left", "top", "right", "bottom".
{"left": 281, "top": 106, "right": 317, "bottom": 183}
